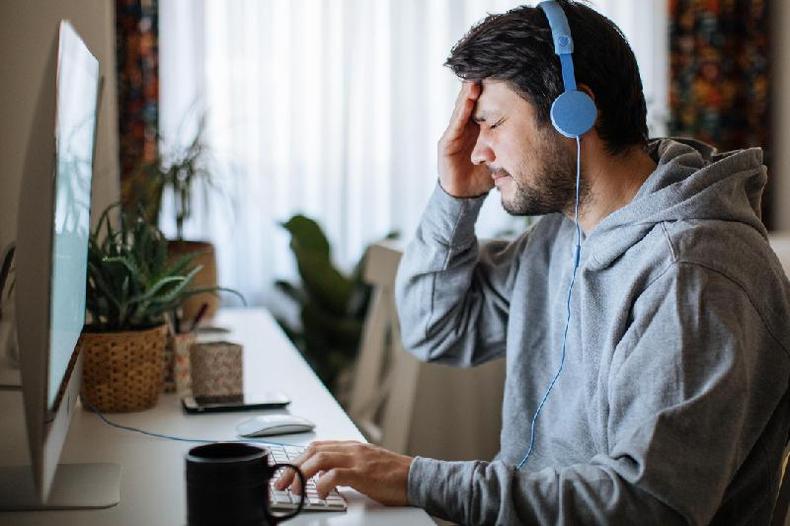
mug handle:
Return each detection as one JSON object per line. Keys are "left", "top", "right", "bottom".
{"left": 267, "top": 463, "right": 306, "bottom": 523}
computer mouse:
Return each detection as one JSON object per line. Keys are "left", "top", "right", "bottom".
{"left": 236, "top": 414, "right": 316, "bottom": 437}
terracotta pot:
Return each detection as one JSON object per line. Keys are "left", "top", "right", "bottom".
{"left": 79, "top": 324, "right": 167, "bottom": 413}
{"left": 168, "top": 240, "right": 219, "bottom": 323}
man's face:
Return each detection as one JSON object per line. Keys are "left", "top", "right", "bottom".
{"left": 471, "top": 79, "right": 579, "bottom": 216}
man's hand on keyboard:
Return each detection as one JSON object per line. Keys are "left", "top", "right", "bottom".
{"left": 274, "top": 440, "right": 413, "bottom": 506}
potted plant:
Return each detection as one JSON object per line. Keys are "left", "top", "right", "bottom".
{"left": 274, "top": 214, "right": 398, "bottom": 394}
{"left": 80, "top": 203, "right": 231, "bottom": 412}
{"left": 124, "top": 118, "right": 232, "bottom": 323}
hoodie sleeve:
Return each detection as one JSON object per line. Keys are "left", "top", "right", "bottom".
{"left": 406, "top": 262, "right": 789, "bottom": 525}
{"left": 394, "top": 182, "right": 526, "bottom": 367}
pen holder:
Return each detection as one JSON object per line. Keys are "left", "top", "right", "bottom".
{"left": 189, "top": 340, "right": 243, "bottom": 398}
{"left": 164, "top": 332, "right": 197, "bottom": 396}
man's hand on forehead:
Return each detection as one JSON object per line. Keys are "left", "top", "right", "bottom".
{"left": 437, "top": 80, "right": 495, "bottom": 198}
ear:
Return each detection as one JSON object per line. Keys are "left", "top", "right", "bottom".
{"left": 577, "top": 83, "right": 596, "bottom": 104}
{"left": 577, "top": 83, "right": 600, "bottom": 135}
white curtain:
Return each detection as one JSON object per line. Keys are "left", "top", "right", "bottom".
{"left": 160, "top": 0, "right": 667, "bottom": 307}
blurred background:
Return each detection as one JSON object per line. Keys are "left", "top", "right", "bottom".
{"left": 0, "top": 0, "right": 786, "bottom": 462}
{"left": 1, "top": 0, "right": 782, "bottom": 310}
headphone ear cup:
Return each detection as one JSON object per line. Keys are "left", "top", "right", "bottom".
{"left": 550, "top": 90, "right": 597, "bottom": 138}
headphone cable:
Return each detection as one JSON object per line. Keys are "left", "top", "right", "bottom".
{"left": 517, "top": 135, "right": 582, "bottom": 470}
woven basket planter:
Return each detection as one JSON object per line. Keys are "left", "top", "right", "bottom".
{"left": 79, "top": 324, "right": 167, "bottom": 413}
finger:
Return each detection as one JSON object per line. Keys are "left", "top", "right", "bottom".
{"left": 468, "top": 79, "right": 481, "bottom": 98}
{"left": 274, "top": 466, "right": 297, "bottom": 490}
{"left": 298, "top": 452, "right": 354, "bottom": 484}
{"left": 448, "top": 81, "right": 477, "bottom": 126}
{"left": 308, "top": 439, "right": 360, "bottom": 449}
{"left": 446, "top": 82, "right": 481, "bottom": 140}
{"left": 307, "top": 439, "right": 344, "bottom": 447}
{"left": 315, "top": 468, "right": 356, "bottom": 499}
{"left": 287, "top": 441, "right": 350, "bottom": 467}
{"left": 457, "top": 80, "right": 481, "bottom": 107}
{"left": 288, "top": 441, "right": 322, "bottom": 466}
{"left": 450, "top": 81, "right": 470, "bottom": 116}
{"left": 293, "top": 468, "right": 304, "bottom": 495}
{"left": 289, "top": 443, "right": 316, "bottom": 466}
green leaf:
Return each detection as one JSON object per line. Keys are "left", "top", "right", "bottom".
{"left": 164, "top": 252, "right": 202, "bottom": 278}
{"left": 180, "top": 285, "right": 247, "bottom": 306}
{"left": 274, "top": 279, "right": 307, "bottom": 305}
{"left": 102, "top": 255, "right": 142, "bottom": 279}
{"left": 292, "top": 244, "right": 353, "bottom": 314}
{"left": 279, "top": 215, "right": 354, "bottom": 313}
{"left": 129, "top": 274, "right": 188, "bottom": 304}
{"left": 87, "top": 262, "right": 122, "bottom": 311}
{"left": 281, "top": 215, "right": 331, "bottom": 256}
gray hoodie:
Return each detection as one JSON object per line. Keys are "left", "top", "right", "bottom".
{"left": 395, "top": 138, "right": 790, "bottom": 525}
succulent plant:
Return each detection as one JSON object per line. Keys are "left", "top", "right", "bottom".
{"left": 86, "top": 203, "right": 241, "bottom": 331}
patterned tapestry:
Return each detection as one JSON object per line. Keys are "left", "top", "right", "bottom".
{"left": 116, "top": 0, "right": 159, "bottom": 213}
{"left": 669, "top": 0, "right": 773, "bottom": 226}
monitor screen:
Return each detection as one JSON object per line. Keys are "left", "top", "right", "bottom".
{"left": 47, "top": 24, "right": 99, "bottom": 409}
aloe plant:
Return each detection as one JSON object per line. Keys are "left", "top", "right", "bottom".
{"left": 86, "top": 203, "right": 242, "bottom": 331}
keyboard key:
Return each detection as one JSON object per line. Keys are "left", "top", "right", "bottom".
{"left": 271, "top": 491, "right": 291, "bottom": 503}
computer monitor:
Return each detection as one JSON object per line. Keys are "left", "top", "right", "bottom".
{"left": 0, "top": 20, "right": 120, "bottom": 510}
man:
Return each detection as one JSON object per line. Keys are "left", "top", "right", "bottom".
{"left": 277, "top": 1, "right": 790, "bottom": 523}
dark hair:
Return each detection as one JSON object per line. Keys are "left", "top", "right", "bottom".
{"left": 445, "top": 0, "right": 648, "bottom": 155}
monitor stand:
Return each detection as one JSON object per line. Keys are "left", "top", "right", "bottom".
{"left": 0, "top": 463, "right": 120, "bottom": 510}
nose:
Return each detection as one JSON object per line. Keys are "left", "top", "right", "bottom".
{"left": 471, "top": 137, "right": 495, "bottom": 166}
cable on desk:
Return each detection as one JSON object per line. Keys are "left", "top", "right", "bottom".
{"left": 83, "top": 402, "right": 291, "bottom": 447}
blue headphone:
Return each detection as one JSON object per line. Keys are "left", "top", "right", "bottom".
{"left": 517, "top": 0, "right": 592, "bottom": 470}
{"left": 539, "top": 0, "right": 596, "bottom": 138}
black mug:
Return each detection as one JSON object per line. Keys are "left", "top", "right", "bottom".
{"left": 185, "top": 442, "right": 306, "bottom": 526}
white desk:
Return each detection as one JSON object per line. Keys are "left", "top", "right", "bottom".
{"left": 0, "top": 308, "right": 434, "bottom": 526}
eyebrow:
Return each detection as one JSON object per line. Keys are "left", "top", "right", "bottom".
{"left": 472, "top": 112, "right": 489, "bottom": 123}
{"left": 473, "top": 112, "right": 504, "bottom": 125}
{"left": 473, "top": 106, "right": 506, "bottom": 123}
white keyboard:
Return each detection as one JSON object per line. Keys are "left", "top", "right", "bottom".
{"left": 267, "top": 443, "right": 347, "bottom": 512}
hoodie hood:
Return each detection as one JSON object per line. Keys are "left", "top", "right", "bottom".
{"left": 586, "top": 137, "right": 768, "bottom": 270}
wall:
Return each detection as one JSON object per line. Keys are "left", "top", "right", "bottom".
{"left": 774, "top": 2, "right": 790, "bottom": 231}
{"left": 0, "top": 0, "right": 120, "bottom": 251}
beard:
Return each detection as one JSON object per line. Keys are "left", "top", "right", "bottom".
{"left": 496, "top": 134, "right": 586, "bottom": 217}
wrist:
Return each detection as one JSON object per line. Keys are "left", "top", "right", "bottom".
{"left": 405, "top": 456, "right": 419, "bottom": 506}
{"left": 422, "top": 182, "right": 486, "bottom": 248}
{"left": 437, "top": 178, "right": 491, "bottom": 199}
{"left": 400, "top": 454, "right": 415, "bottom": 506}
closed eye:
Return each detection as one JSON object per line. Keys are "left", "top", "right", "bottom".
{"left": 489, "top": 117, "right": 505, "bottom": 130}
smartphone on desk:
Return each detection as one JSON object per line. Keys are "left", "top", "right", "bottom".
{"left": 182, "top": 392, "right": 291, "bottom": 414}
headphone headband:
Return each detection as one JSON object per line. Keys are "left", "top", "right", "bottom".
{"left": 537, "top": 0, "right": 596, "bottom": 138}
{"left": 539, "top": 0, "right": 574, "bottom": 55}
